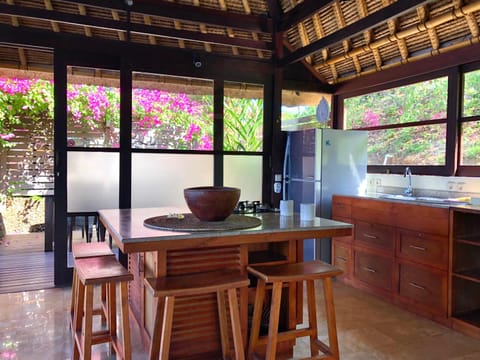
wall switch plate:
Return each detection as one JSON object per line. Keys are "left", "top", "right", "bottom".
{"left": 274, "top": 182, "right": 281, "bottom": 193}
{"left": 448, "top": 181, "right": 455, "bottom": 191}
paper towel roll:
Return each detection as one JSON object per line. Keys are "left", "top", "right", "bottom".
{"left": 300, "top": 203, "right": 315, "bottom": 221}
{"left": 280, "top": 200, "right": 293, "bottom": 216}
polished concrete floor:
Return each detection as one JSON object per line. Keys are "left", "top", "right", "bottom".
{"left": 1, "top": 281, "right": 480, "bottom": 359}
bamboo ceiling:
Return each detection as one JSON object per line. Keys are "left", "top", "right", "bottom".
{"left": 0, "top": 0, "right": 479, "bottom": 85}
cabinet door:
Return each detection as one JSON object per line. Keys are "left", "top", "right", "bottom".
{"left": 354, "top": 249, "right": 393, "bottom": 291}
{"left": 333, "top": 241, "right": 352, "bottom": 280}
{"left": 397, "top": 229, "right": 448, "bottom": 270}
{"left": 355, "top": 220, "right": 395, "bottom": 251}
{"left": 398, "top": 262, "right": 446, "bottom": 314}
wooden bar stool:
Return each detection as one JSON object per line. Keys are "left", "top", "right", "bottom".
{"left": 144, "top": 269, "right": 249, "bottom": 360}
{"left": 247, "top": 260, "right": 343, "bottom": 360}
{"left": 73, "top": 255, "right": 133, "bottom": 360}
{"left": 70, "top": 242, "right": 115, "bottom": 332}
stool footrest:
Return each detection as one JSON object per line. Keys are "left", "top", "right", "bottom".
{"left": 255, "top": 327, "right": 316, "bottom": 345}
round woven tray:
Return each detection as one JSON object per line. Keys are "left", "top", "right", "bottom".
{"left": 144, "top": 213, "right": 262, "bottom": 232}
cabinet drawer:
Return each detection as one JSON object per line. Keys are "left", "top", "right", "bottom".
{"left": 398, "top": 263, "right": 446, "bottom": 313}
{"left": 397, "top": 229, "right": 448, "bottom": 270}
{"left": 332, "top": 202, "right": 351, "bottom": 219}
{"left": 354, "top": 250, "right": 393, "bottom": 291}
{"left": 355, "top": 221, "right": 395, "bottom": 251}
{"left": 332, "top": 216, "right": 353, "bottom": 243}
{"left": 332, "top": 242, "right": 352, "bottom": 279}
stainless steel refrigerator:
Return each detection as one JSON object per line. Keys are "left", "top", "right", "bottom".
{"left": 283, "top": 128, "right": 368, "bottom": 263}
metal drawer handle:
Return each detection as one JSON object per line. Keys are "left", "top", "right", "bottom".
{"left": 363, "top": 233, "right": 378, "bottom": 239}
{"left": 335, "top": 256, "right": 347, "bottom": 261}
{"left": 363, "top": 266, "right": 377, "bottom": 273}
{"left": 409, "top": 282, "right": 426, "bottom": 291}
{"left": 409, "top": 244, "right": 426, "bottom": 251}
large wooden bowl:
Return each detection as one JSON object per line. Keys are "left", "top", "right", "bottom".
{"left": 184, "top": 186, "right": 241, "bottom": 221}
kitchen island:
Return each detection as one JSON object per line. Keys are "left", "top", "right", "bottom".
{"left": 98, "top": 207, "right": 352, "bottom": 359}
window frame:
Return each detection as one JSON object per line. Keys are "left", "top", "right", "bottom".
{"left": 457, "top": 62, "right": 480, "bottom": 176}
{"left": 336, "top": 68, "right": 459, "bottom": 176}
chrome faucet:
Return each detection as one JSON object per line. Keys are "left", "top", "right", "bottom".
{"left": 403, "top": 167, "right": 413, "bottom": 196}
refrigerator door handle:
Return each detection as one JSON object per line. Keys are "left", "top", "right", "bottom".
{"left": 282, "top": 133, "right": 291, "bottom": 200}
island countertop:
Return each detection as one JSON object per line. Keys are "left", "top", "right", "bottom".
{"left": 97, "top": 207, "right": 353, "bottom": 359}
{"left": 98, "top": 207, "right": 353, "bottom": 254}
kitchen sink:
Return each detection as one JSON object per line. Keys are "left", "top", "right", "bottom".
{"left": 379, "top": 194, "right": 418, "bottom": 201}
{"left": 378, "top": 194, "right": 470, "bottom": 205}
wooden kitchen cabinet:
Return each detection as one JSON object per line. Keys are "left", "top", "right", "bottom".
{"left": 450, "top": 207, "right": 480, "bottom": 340}
{"left": 332, "top": 195, "right": 449, "bottom": 324}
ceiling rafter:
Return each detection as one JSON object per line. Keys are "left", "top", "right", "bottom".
{"left": 241, "top": 0, "right": 264, "bottom": 58}
{"left": 193, "top": 0, "right": 212, "bottom": 53}
{"left": 110, "top": 10, "right": 126, "bottom": 41}
{"left": 44, "top": 0, "right": 60, "bottom": 33}
{"left": 0, "top": 3, "right": 270, "bottom": 51}
{"left": 314, "top": 0, "right": 480, "bottom": 73}
{"left": 218, "top": 0, "right": 239, "bottom": 56}
{"left": 279, "top": 0, "right": 434, "bottom": 66}
{"left": 279, "top": 0, "right": 332, "bottom": 32}
{"left": 62, "top": 0, "right": 272, "bottom": 33}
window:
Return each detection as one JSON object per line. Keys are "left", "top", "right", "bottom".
{"left": 343, "top": 76, "right": 448, "bottom": 169}
{"left": 67, "top": 67, "right": 120, "bottom": 148}
{"left": 132, "top": 73, "right": 213, "bottom": 150}
{"left": 281, "top": 91, "right": 332, "bottom": 131}
{"left": 224, "top": 81, "right": 263, "bottom": 152}
{"left": 460, "top": 69, "right": 480, "bottom": 167}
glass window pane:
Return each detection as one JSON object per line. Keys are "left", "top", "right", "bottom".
{"left": 463, "top": 69, "right": 480, "bottom": 117}
{"left": 67, "top": 67, "right": 120, "bottom": 148}
{"left": 67, "top": 152, "right": 119, "bottom": 211}
{"left": 224, "top": 82, "right": 263, "bottom": 152}
{"left": 224, "top": 155, "right": 262, "bottom": 201}
{"left": 131, "top": 153, "right": 213, "bottom": 208}
{"left": 461, "top": 121, "right": 480, "bottom": 165}
{"left": 281, "top": 91, "right": 332, "bottom": 131}
{"left": 367, "top": 124, "right": 446, "bottom": 166}
{"left": 132, "top": 73, "right": 213, "bottom": 150}
{"left": 345, "top": 77, "right": 448, "bottom": 129}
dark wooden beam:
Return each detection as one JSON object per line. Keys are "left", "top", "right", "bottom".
{"left": 0, "top": 23, "right": 272, "bottom": 83}
{"left": 334, "top": 41, "right": 480, "bottom": 95}
{"left": 279, "top": 0, "right": 434, "bottom": 66}
{"left": 0, "top": 4, "right": 270, "bottom": 51}
{"left": 62, "top": 0, "right": 272, "bottom": 33}
{"left": 278, "top": 0, "right": 332, "bottom": 32}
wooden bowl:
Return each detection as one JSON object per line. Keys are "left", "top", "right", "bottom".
{"left": 184, "top": 186, "right": 241, "bottom": 221}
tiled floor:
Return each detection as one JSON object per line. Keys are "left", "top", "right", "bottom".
{"left": 1, "top": 281, "right": 480, "bottom": 359}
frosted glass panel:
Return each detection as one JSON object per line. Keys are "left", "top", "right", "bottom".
{"left": 224, "top": 155, "right": 262, "bottom": 201}
{"left": 67, "top": 152, "right": 119, "bottom": 212}
{"left": 132, "top": 153, "right": 213, "bottom": 208}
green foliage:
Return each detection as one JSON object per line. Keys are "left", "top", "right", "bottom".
{"left": 224, "top": 97, "right": 263, "bottom": 151}
{"left": 463, "top": 70, "right": 480, "bottom": 117}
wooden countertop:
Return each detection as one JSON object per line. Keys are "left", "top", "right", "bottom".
{"left": 98, "top": 207, "right": 353, "bottom": 253}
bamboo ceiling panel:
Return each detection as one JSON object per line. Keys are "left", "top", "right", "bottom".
{"left": 0, "top": 0, "right": 478, "bottom": 85}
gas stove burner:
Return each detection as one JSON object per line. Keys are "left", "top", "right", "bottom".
{"left": 234, "top": 201, "right": 271, "bottom": 214}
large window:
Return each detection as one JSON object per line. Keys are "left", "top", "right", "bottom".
{"left": 343, "top": 76, "right": 449, "bottom": 169}
{"left": 67, "top": 67, "right": 120, "bottom": 148}
{"left": 281, "top": 91, "right": 332, "bottom": 131}
{"left": 460, "top": 69, "right": 480, "bottom": 168}
{"left": 132, "top": 73, "right": 213, "bottom": 150}
{"left": 224, "top": 81, "right": 263, "bottom": 152}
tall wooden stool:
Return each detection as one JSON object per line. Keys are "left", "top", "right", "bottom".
{"left": 144, "top": 269, "right": 249, "bottom": 360}
{"left": 70, "top": 242, "right": 115, "bottom": 332}
{"left": 247, "top": 260, "right": 342, "bottom": 360}
{"left": 73, "top": 255, "right": 133, "bottom": 360}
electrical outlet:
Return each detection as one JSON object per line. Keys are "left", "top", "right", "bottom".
{"left": 368, "top": 178, "right": 375, "bottom": 186}
{"left": 375, "top": 178, "right": 382, "bottom": 186}
{"left": 447, "top": 181, "right": 455, "bottom": 191}
{"left": 456, "top": 182, "right": 465, "bottom": 191}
